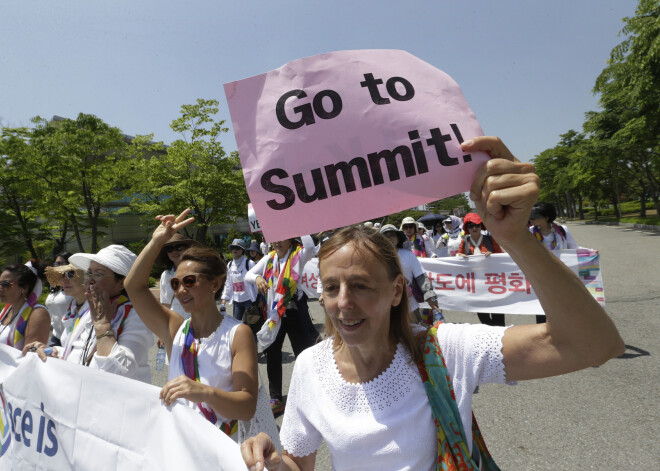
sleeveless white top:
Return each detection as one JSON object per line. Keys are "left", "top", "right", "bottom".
{"left": 169, "top": 314, "right": 241, "bottom": 424}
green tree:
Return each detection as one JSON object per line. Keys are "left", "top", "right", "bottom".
{"left": 0, "top": 128, "right": 49, "bottom": 258}
{"left": 29, "top": 114, "right": 132, "bottom": 252}
{"left": 426, "top": 193, "right": 470, "bottom": 214}
{"left": 588, "top": 0, "right": 660, "bottom": 214}
{"left": 129, "top": 99, "right": 249, "bottom": 243}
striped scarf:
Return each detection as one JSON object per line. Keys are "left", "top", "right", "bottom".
{"left": 0, "top": 304, "right": 32, "bottom": 350}
{"left": 181, "top": 319, "right": 238, "bottom": 437}
{"left": 62, "top": 300, "right": 91, "bottom": 359}
{"left": 110, "top": 295, "right": 132, "bottom": 339}
{"left": 262, "top": 246, "right": 302, "bottom": 329}
{"left": 416, "top": 323, "right": 500, "bottom": 471}
{"left": 409, "top": 235, "right": 428, "bottom": 258}
{"left": 532, "top": 223, "right": 566, "bottom": 250}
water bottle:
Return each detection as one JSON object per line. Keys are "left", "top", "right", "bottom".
{"left": 156, "top": 346, "right": 166, "bottom": 371}
{"left": 432, "top": 308, "right": 445, "bottom": 324}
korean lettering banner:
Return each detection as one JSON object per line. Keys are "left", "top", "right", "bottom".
{"left": 298, "top": 250, "right": 604, "bottom": 315}
{"left": 224, "top": 50, "right": 487, "bottom": 242}
{"left": 0, "top": 346, "right": 247, "bottom": 470}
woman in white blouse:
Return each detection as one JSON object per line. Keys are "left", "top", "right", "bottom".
{"left": 26, "top": 245, "right": 154, "bottom": 383}
{"left": 241, "top": 136, "right": 625, "bottom": 471}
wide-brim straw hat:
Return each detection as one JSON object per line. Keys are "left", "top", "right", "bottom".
{"left": 70, "top": 245, "right": 137, "bottom": 277}
{"left": 45, "top": 264, "right": 84, "bottom": 287}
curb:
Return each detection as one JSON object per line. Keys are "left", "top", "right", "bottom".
{"left": 580, "top": 221, "right": 660, "bottom": 232}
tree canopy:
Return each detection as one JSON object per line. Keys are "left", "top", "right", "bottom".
{"left": 534, "top": 0, "right": 660, "bottom": 219}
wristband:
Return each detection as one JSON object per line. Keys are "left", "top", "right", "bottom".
{"left": 96, "top": 329, "right": 115, "bottom": 340}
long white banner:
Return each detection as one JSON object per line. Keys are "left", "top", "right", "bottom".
{"left": 0, "top": 345, "right": 247, "bottom": 470}
{"left": 298, "top": 249, "right": 604, "bottom": 315}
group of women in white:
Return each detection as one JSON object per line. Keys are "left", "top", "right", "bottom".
{"left": 0, "top": 136, "right": 623, "bottom": 470}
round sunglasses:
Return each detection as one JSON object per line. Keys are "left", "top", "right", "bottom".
{"left": 61, "top": 270, "right": 77, "bottom": 279}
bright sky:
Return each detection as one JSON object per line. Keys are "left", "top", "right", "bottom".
{"left": 1, "top": 0, "right": 638, "bottom": 163}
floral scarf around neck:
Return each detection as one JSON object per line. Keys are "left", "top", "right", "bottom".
{"left": 416, "top": 323, "right": 500, "bottom": 470}
{"left": 181, "top": 319, "right": 238, "bottom": 437}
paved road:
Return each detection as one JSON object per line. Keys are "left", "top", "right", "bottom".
{"left": 147, "top": 223, "right": 660, "bottom": 470}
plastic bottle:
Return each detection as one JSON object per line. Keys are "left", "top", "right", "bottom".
{"left": 432, "top": 308, "right": 445, "bottom": 324}
{"left": 156, "top": 346, "right": 166, "bottom": 371}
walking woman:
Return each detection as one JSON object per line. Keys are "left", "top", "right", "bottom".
{"left": 0, "top": 263, "right": 50, "bottom": 352}
{"left": 241, "top": 136, "right": 624, "bottom": 471}
{"left": 245, "top": 235, "right": 318, "bottom": 415}
{"left": 156, "top": 233, "right": 201, "bottom": 320}
{"left": 457, "top": 212, "right": 505, "bottom": 327}
{"left": 124, "top": 210, "right": 278, "bottom": 445}
{"left": 45, "top": 252, "right": 73, "bottom": 346}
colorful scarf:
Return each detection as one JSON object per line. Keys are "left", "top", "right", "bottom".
{"left": 181, "top": 319, "right": 238, "bottom": 437}
{"left": 0, "top": 303, "right": 32, "bottom": 350}
{"left": 409, "top": 235, "right": 428, "bottom": 258}
{"left": 262, "top": 246, "right": 303, "bottom": 329}
{"left": 416, "top": 323, "right": 500, "bottom": 471}
{"left": 532, "top": 223, "right": 566, "bottom": 250}
{"left": 62, "top": 301, "right": 91, "bottom": 359}
{"left": 110, "top": 295, "right": 132, "bottom": 339}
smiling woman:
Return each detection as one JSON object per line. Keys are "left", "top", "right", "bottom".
{"left": 124, "top": 209, "right": 279, "bottom": 446}
{"left": 23, "top": 245, "right": 155, "bottom": 383}
{"left": 241, "top": 136, "right": 625, "bottom": 471}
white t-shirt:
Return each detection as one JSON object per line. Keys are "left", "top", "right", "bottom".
{"left": 280, "top": 323, "right": 513, "bottom": 470}
{"left": 221, "top": 256, "right": 258, "bottom": 304}
{"left": 160, "top": 269, "right": 190, "bottom": 320}
{"left": 397, "top": 248, "right": 425, "bottom": 312}
{"left": 45, "top": 290, "right": 71, "bottom": 340}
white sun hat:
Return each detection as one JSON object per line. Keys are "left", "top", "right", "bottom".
{"left": 69, "top": 244, "right": 137, "bottom": 276}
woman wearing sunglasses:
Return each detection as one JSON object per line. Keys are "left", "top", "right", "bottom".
{"left": 457, "top": 213, "right": 505, "bottom": 327}
{"left": 40, "top": 263, "right": 87, "bottom": 352}
{"left": 124, "top": 210, "right": 272, "bottom": 445}
{"left": 44, "top": 252, "right": 73, "bottom": 346}
{"left": 155, "top": 234, "right": 201, "bottom": 320}
{"left": 0, "top": 262, "right": 50, "bottom": 352}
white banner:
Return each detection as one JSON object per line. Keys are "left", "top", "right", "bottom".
{"left": 247, "top": 203, "right": 262, "bottom": 234}
{"left": 0, "top": 346, "right": 247, "bottom": 470}
{"left": 298, "top": 249, "right": 604, "bottom": 315}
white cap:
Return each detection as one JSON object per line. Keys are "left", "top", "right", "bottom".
{"left": 70, "top": 245, "right": 137, "bottom": 276}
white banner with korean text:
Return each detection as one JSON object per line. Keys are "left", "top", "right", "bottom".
{"left": 298, "top": 249, "right": 604, "bottom": 315}
{"left": 0, "top": 345, "right": 248, "bottom": 470}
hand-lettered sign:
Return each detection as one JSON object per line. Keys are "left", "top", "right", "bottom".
{"left": 225, "top": 49, "right": 487, "bottom": 241}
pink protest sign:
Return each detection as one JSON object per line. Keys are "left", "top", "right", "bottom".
{"left": 224, "top": 49, "right": 487, "bottom": 241}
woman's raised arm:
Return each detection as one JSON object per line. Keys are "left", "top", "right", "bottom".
{"left": 124, "top": 209, "right": 194, "bottom": 351}
{"left": 464, "top": 137, "right": 624, "bottom": 381}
